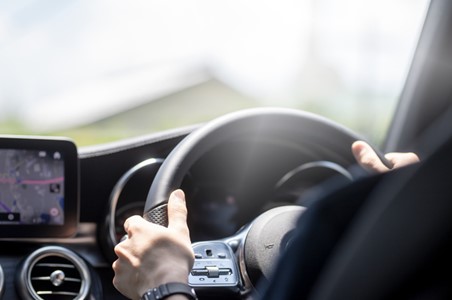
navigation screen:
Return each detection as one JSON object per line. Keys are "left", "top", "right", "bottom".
{"left": 0, "top": 149, "right": 64, "bottom": 225}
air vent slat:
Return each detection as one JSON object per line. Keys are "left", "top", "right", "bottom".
{"left": 32, "top": 276, "right": 82, "bottom": 282}
{"left": 36, "top": 263, "right": 76, "bottom": 269}
{"left": 37, "top": 291, "right": 79, "bottom": 296}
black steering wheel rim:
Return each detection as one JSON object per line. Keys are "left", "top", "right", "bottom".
{"left": 143, "top": 107, "right": 363, "bottom": 225}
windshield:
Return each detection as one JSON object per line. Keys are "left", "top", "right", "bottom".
{"left": 0, "top": 0, "right": 429, "bottom": 146}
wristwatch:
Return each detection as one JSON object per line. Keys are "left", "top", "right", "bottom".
{"left": 141, "top": 282, "right": 197, "bottom": 300}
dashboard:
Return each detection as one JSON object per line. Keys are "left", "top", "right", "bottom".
{"left": 0, "top": 110, "right": 360, "bottom": 300}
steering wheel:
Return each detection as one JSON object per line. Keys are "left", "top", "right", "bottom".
{"left": 143, "top": 107, "right": 363, "bottom": 295}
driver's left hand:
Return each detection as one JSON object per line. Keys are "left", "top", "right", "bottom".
{"left": 112, "top": 190, "right": 194, "bottom": 300}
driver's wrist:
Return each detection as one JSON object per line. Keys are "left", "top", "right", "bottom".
{"left": 141, "top": 282, "right": 197, "bottom": 300}
{"left": 137, "top": 267, "right": 190, "bottom": 297}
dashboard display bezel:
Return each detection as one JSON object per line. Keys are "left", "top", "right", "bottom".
{"left": 0, "top": 135, "right": 79, "bottom": 238}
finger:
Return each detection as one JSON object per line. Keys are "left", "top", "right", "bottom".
{"left": 123, "top": 215, "right": 145, "bottom": 236}
{"left": 167, "top": 189, "right": 189, "bottom": 234}
{"left": 112, "top": 260, "right": 135, "bottom": 300}
{"left": 385, "top": 152, "right": 420, "bottom": 168}
{"left": 352, "top": 141, "right": 389, "bottom": 173}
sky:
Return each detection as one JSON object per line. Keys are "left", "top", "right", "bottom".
{"left": 0, "top": 0, "right": 429, "bottom": 131}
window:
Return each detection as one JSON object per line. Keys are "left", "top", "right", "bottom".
{"left": 0, "top": 0, "right": 429, "bottom": 146}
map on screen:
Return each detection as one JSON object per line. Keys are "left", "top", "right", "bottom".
{"left": 0, "top": 149, "right": 64, "bottom": 225}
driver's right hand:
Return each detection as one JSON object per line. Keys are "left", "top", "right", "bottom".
{"left": 352, "top": 141, "right": 419, "bottom": 173}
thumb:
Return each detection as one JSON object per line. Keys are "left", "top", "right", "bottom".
{"left": 167, "top": 189, "right": 190, "bottom": 235}
{"left": 352, "top": 141, "right": 390, "bottom": 173}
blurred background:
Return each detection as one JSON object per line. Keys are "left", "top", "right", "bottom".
{"left": 0, "top": 0, "right": 429, "bottom": 146}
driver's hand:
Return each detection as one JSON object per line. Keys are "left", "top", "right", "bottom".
{"left": 112, "top": 189, "right": 194, "bottom": 300}
{"left": 352, "top": 141, "right": 420, "bottom": 173}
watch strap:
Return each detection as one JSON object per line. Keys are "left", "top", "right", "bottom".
{"left": 141, "top": 282, "right": 197, "bottom": 300}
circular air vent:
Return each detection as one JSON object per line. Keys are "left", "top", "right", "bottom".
{"left": 17, "top": 246, "right": 91, "bottom": 300}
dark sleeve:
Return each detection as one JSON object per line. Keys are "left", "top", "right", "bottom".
{"left": 255, "top": 172, "right": 385, "bottom": 300}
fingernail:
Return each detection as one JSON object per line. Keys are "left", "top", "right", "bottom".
{"left": 173, "top": 189, "right": 185, "bottom": 202}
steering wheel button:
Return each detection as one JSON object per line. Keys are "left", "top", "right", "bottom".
{"left": 206, "top": 266, "right": 220, "bottom": 278}
{"left": 189, "top": 241, "right": 240, "bottom": 288}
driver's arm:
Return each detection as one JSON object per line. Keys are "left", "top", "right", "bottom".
{"left": 112, "top": 190, "right": 194, "bottom": 300}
